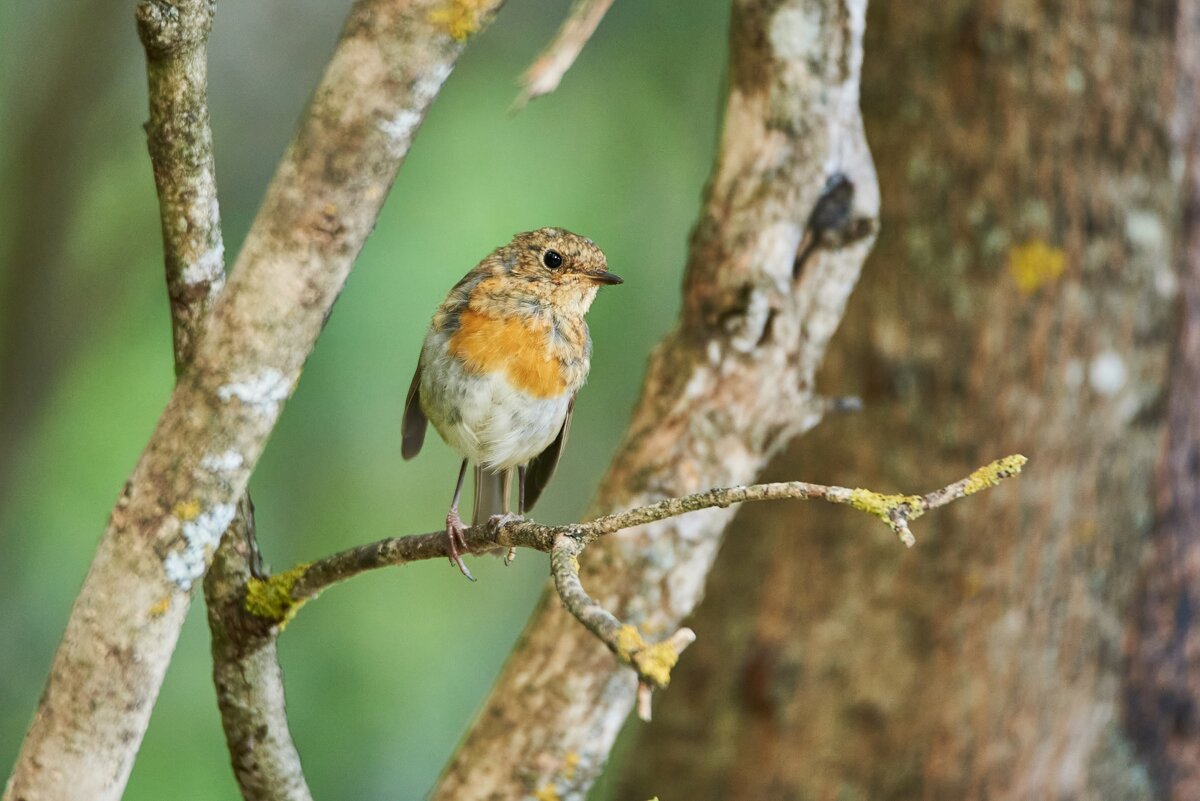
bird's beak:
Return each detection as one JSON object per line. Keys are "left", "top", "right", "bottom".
{"left": 590, "top": 271, "right": 624, "bottom": 285}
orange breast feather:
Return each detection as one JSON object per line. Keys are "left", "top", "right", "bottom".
{"left": 448, "top": 310, "right": 567, "bottom": 399}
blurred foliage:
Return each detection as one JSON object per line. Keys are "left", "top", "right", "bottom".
{"left": 0, "top": 0, "right": 730, "bottom": 797}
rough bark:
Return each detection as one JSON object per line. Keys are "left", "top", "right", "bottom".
{"left": 1124, "top": 2, "right": 1200, "bottom": 798}
{"left": 205, "top": 500, "right": 312, "bottom": 801}
{"left": 3, "top": 1, "right": 500, "bottom": 798}
{"left": 615, "top": 1, "right": 1179, "bottom": 799}
{"left": 138, "top": 0, "right": 227, "bottom": 370}
{"left": 431, "top": 1, "right": 879, "bottom": 798}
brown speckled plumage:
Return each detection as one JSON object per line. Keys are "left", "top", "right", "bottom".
{"left": 402, "top": 228, "right": 621, "bottom": 577}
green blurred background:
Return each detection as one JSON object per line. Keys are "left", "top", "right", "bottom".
{"left": 0, "top": 1, "right": 730, "bottom": 797}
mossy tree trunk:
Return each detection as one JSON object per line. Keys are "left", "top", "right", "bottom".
{"left": 612, "top": 1, "right": 1186, "bottom": 798}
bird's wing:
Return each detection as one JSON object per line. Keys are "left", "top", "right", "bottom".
{"left": 524, "top": 395, "right": 575, "bottom": 512}
{"left": 401, "top": 362, "right": 427, "bottom": 460}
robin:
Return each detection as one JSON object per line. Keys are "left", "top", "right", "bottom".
{"left": 402, "top": 228, "right": 622, "bottom": 580}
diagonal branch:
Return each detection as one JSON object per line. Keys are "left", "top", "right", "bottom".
{"left": 4, "top": 1, "right": 503, "bottom": 799}
{"left": 513, "top": 0, "right": 614, "bottom": 109}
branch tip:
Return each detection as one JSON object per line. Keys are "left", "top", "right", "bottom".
{"left": 513, "top": 0, "right": 614, "bottom": 110}
{"left": 963, "top": 454, "right": 1028, "bottom": 495}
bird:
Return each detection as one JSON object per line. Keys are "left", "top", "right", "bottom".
{"left": 402, "top": 228, "right": 621, "bottom": 580}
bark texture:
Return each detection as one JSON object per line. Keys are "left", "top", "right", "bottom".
{"left": 615, "top": 1, "right": 1180, "bottom": 799}
{"left": 432, "top": 1, "right": 879, "bottom": 798}
{"left": 205, "top": 500, "right": 312, "bottom": 801}
{"left": 1124, "top": 2, "right": 1200, "bottom": 798}
{"left": 4, "top": 1, "right": 499, "bottom": 798}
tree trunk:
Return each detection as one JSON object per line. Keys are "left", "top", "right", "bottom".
{"left": 614, "top": 1, "right": 1181, "bottom": 798}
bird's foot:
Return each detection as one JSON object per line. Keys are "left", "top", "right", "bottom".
{"left": 487, "top": 513, "right": 523, "bottom": 566}
{"left": 445, "top": 509, "right": 475, "bottom": 582}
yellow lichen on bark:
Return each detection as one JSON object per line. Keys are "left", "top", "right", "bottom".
{"left": 614, "top": 625, "right": 647, "bottom": 659}
{"left": 172, "top": 499, "right": 201, "bottom": 521}
{"left": 563, "top": 752, "right": 580, "bottom": 780}
{"left": 1008, "top": 239, "right": 1066, "bottom": 293}
{"left": 533, "top": 784, "right": 561, "bottom": 801}
{"left": 244, "top": 564, "right": 312, "bottom": 629}
{"left": 848, "top": 488, "right": 922, "bottom": 520}
{"left": 633, "top": 642, "right": 681, "bottom": 688}
{"left": 429, "top": 0, "right": 493, "bottom": 40}
{"left": 963, "top": 454, "right": 1028, "bottom": 495}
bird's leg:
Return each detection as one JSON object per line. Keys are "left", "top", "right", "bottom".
{"left": 446, "top": 458, "right": 475, "bottom": 581}
{"left": 503, "top": 466, "right": 528, "bottom": 565}
{"left": 518, "top": 465, "right": 527, "bottom": 516}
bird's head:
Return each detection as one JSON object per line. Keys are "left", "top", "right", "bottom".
{"left": 482, "top": 228, "right": 621, "bottom": 316}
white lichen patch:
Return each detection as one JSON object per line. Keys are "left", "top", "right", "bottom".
{"left": 379, "top": 110, "right": 422, "bottom": 155}
{"left": 199, "top": 449, "right": 244, "bottom": 473}
{"left": 1124, "top": 209, "right": 1166, "bottom": 255}
{"left": 1088, "top": 350, "right": 1127, "bottom": 396}
{"left": 217, "top": 369, "right": 291, "bottom": 417}
{"left": 769, "top": 5, "right": 821, "bottom": 61}
{"left": 380, "top": 62, "right": 453, "bottom": 157}
{"left": 181, "top": 243, "right": 226, "bottom": 286}
{"left": 164, "top": 502, "right": 236, "bottom": 591}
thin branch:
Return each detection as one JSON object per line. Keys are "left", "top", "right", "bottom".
{"left": 512, "top": 0, "right": 613, "bottom": 110}
{"left": 239, "top": 456, "right": 1027, "bottom": 712}
{"left": 137, "top": 0, "right": 225, "bottom": 369}
{"left": 205, "top": 501, "right": 312, "bottom": 801}
{"left": 549, "top": 534, "right": 696, "bottom": 722}
{"left": 4, "top": 1, "right": 503, "bottom": 798}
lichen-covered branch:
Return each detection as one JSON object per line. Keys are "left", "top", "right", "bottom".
{"left": 205, "top": 501, "right": 312, "bottom": 801}
{"left": 235, "top": 456, "right": 1025, "bottom": 720}
{"left": 513, "top": 0, "right": 613, "bottom": 109}
{"left": 549, "top": 534, "right": 697, "bottom": 721}
{"left": 4, "top": 2, "right": 502, "bottom": 799}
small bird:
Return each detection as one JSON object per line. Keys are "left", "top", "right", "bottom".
{"left": 402, "top": 228, "right": 621, "bottom": 579}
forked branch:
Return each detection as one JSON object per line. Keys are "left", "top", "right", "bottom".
{"left": 242, "top": 455, "right": 1027, "bottom": 715}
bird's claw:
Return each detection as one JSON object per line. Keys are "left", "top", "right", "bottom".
{"left": 445, "top": 510, "right": 475, "bottom": 582}
{"left": 487, "top": 513, "right": 522, "bottom": 566}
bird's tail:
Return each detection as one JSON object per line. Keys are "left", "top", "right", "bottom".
{"left": 472, "top": 466, "right": 512, "bottom": 526}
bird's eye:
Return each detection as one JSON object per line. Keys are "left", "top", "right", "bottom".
{"left": 543, "top": 249, "right": 564, "bottom": 269}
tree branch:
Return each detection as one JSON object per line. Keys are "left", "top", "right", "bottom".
{"left": 205, "top": 500, "right": 312, "bottom": 801}
{"left": 4, "top": 1, "right": 503, "bottom": 799}
{"left": 513, "top": 0, "right": 613, "bottom": 109}
{"left": 140, "top": 2, "right": 311, "bottom": 796}
{"left": 234, "top": 456, "right": 1026, "bottom": 722}
{"left": 137, "top": 0, "right": 225, "bottom": 369}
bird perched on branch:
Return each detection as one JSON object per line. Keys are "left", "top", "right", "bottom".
{"left": 402, "top": 228, "right": 621, "bottom": 579}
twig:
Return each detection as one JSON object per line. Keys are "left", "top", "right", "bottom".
{"left": 512, "top": 0, "right": 614, "bottom": 110}
{"left": 241, "top": 456, "right": 1026, "bottom": 716}
{"left": 4, "top": 1, "right": 503, "bottom": 799}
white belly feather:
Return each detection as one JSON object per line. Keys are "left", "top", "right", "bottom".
{"left": 418, "top": 332, "right": 571, "bottom": 469}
